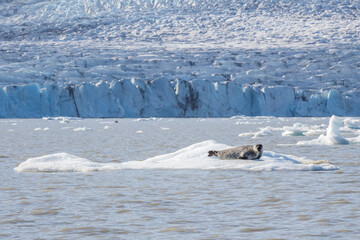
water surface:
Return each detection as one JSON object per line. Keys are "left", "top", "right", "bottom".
{"left": 1, "top": 117, "right": 359, "bottom": 239}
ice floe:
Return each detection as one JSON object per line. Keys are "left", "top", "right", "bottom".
{"left": 34, "top": 127, "right": 49, "bottom": 131}
{"left": 239, "top": 126, "right": 275, "bottom": 138}
{"left": 282, "top": 123, "right": 326, "bottom": 137}
{"left": 73, "top": 127, "right": 93, "bottom": 132}
{"left": 15, "top": 140, "right": 337, "bottom": 172}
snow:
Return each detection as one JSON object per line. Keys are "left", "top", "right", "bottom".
{"left": 1, "top": 0, "right": 360, "bottom": 117}
{"left": 14, "top": 140, "right": 337, "bottom": 172}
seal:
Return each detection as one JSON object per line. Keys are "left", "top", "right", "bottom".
{"left": 208, "top": 144, "right": 263, "bottom": 160}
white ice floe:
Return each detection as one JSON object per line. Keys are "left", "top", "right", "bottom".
{"left": 282, "top": 129, "right": 305, "bottom": 137}
{"left": 34, "top": 127, "right": 49, "bottom": 131}
{"left": 282, "top": 123, "right": 307, "bottom": 136}
{"left": 15, "top": 140, "right": 337, "bottom": 172}
{"left": 344, "top": 118, "right": 360, "bottom": 130}
{"left": 239, "top": 126, "right": 274, "bottom": 138}
{"left": 253, "top": 127, "right": 274, "bottom": 138}
{"left": 134, "top": 118, "right": 163, "bottom": 122}
{"left": 42, "top": 117, "right": 75, "bottom": 123}
{"left": 14, "top": 153, "right": 119, "bottom": 172}
{"left": 282, "top": 123, "right": 326, "bottom": 137}
{"left": 297, "top": 115, "right": 349, "bottom": 145}
{"left": 73, "top": 127, "right": 93, "bottom": 132}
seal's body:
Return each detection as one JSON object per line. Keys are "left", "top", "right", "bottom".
{"left": 208, "top": 144, "right": 263, "bottom": 160}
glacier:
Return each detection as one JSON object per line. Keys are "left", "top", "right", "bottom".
{"left": 1, "top": 0, "right": 360, "bottom": 118}
{"left": 0, "top": 80, "right": 358, "bottom": 118}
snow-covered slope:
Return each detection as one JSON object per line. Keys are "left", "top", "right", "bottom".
{"left": 0, "top": 0, "right": 359, "bottom": 117}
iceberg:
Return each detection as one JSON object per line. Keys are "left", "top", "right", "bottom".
{"left": 297, "top": 115, "right": 349, "bottom": 145}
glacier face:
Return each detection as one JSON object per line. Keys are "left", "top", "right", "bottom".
{"left": 0, "top": 80, "right": 357, "bottom": 118}
{"left": 1, "top": 0, "right": 360, "bottom": 117}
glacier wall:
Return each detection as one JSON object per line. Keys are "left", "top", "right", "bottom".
{"left": 0, "top": 80, "right": 358, "bottom": 118}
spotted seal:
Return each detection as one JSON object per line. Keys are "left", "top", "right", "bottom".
{"left": 208, "top": 144, "right": 263, "bottom": 160}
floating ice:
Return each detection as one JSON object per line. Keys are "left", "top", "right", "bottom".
{"left": 326, "top": 116, "right": 350, "bottom": 144}
{"left": 239, "top": 126, "right": 274, "bottom": 138}
{"left": 15, "top": 140, "right": 337, "bottom": 172}
{"left": 253, "top": 127, "right": 274, "bottom": 138}
{"left": 297, "top": 115, "right": 349, "bottom": 145}
{"left": 281, "top": 123, "right": 323, "bottom": 136}
{"left": 347, "top": 135, "right": 360, "bottom": 144}
{"left": 282, "top": 123, "right": 306, "bottom": 136}
{"left": 14, "top": 153, "right": 119, "bottom": 172}
{"left": 238, "top": 132, "right": 256, "bottom": 137}
{"left": 34, "top": 127, "right": 49, "bottom": 131}
{"left": 344, "top": 118, "right": 360, "bottom": 130}
{"left": 73, "top": 127, "right": 93, "bottom": 132}
{"left": 134, "top": 118, "right": 163, "bottom": 122}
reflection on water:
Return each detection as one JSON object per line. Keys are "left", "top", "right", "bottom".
{"left": 1, "top": 117, "right": 360, "bottom": 239}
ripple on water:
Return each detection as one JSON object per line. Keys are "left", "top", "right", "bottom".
{"left": 31, "top": 209, "right": 61, "bottom": 216}
{"left": 60, "top": 227, "right": 130, "bottom": 235}
{"left": 240, "top": 226, "right": 274, "bottom": 232}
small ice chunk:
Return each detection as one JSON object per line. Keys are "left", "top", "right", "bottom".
{"left": 73, "top": 127, "right": 93, "bottom": 132}
{"left": 253, "top": 127, "right": 273, "bottom": 138}
{"left": 344, "top": 118, "right": 360, "bottom": 129}
{"left": 282, "top": 123, "right": 306, "bottom": 136}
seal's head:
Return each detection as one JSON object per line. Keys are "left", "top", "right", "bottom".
{"left": 255, "top": 144, "right": 263, "bottom": 153}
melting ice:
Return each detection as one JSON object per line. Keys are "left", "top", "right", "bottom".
{"left": 15, "top": 140, "right": 337, "bottom": 173}
{"left": 297, "top": 115, "right": 349, "bottom": 145}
